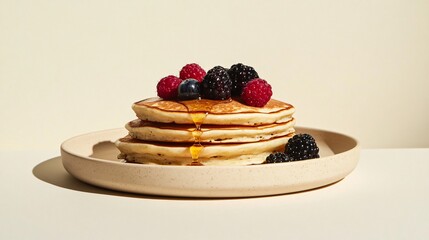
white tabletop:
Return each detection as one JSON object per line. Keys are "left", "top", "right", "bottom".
{"left": 1, "top": 149, "right": 428, "bottom": 240}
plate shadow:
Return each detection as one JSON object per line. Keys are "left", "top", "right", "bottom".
{"left": 32, "top": 157, "right": 183, "bottom": 200}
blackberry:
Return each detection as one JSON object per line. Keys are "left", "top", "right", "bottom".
{"left": 201, "top": 66, "right": 232, "bottom": 100}
{"left": 265, "top": 152, "right": 293, "bottom": 164}
{"left": 285, "top": 134, "right": 320, "bottom": 160}
{"left": 228, "top": 63, "right": 259, "bottom": 96}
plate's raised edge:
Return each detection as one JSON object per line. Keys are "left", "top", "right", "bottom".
{"left": 295, "top": 125, "right": 360, "bottom": 155}
{"left": 60, "top": 126, "right": 359, "bottom": 169}
{"left": 60, "top": 128, "right": 126, "bottom": 165}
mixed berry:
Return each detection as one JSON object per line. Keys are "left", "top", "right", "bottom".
{"left": 228, "top": 63, "right": 259, "bottom": 96}
{"left": 178, "top": 79, "right": 201, "bottom": 100}
{"left": 265, "top": 133, "right": 320, "bottom": 164}
{"left": 180, "top": 63, "right": 206, "bottom": 82}
{"left": 265, "top": 152, "right": 293, "bottom": 163}
{"left": 156, "top": 75, "right": 183, "bottom": 100}
{"left": 201, "top": 66, "right": 232, "bottom": 100}
{"left": 286, "top": 134, "right": 320, "bottom": 160}
{"left": 241, "top": 78, "right": 272, "bottom": 107}
{"left": 156, "top": 63, "right": 273, "bottom": 107}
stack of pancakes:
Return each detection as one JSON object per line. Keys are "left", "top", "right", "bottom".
{"left": 116, "top": 97, "right": 296, "bottom": 166}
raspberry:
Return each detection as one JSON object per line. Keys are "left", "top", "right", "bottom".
{"left": 265, "top": 152, "right": 293, "bottom": 164}
{"left": 156, "top": 75, "right": 183, "bottom": 100}
{"left": 240, "top": 78, "right": 272, "bottom": 107}
{"left": 285, "top": 134, "right": 320, "bottom": 160}
{"left": 201, "top": 66, "right": 232, "bottom": 100}
{"left": 179, "top": 63, "right": 206, "bottom": 82}
{"left": 228, "top": 63, "right": 259, "bottom": 96}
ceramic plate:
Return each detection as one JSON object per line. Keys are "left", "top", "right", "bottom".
{"left": 61, "top": 127, "right": 359, "bottom": 198}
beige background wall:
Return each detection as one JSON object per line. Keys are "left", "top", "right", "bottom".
{"left": 1, "top": 0, "right": 428, "bottom": 151}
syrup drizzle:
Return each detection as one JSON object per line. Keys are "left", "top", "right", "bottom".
{"left": 189, "top": 113, "right": 205, "bottom": 165}
{"left": 179, "top": 99, "right": 231, "bottom": 166}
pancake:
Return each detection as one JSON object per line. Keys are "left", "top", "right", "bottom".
{"left": 126, "top": 118, "right": 296, "bottom": 143}
{"left": 117, "top": 96, "right": 296, "bottom": 166}
{"left": 132, "top": 97, "right": 295, "bottom": 125}
{"left": 115, "top": 134, "right": 293, "bottom": 166}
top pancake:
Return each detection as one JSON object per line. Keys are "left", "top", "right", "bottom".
{"left": 132, "top": 97, "right": 295, "bottom": 125}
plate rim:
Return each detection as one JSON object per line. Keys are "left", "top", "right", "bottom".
{"left": 60, "top": 127, "right": 360, "bottom": 197}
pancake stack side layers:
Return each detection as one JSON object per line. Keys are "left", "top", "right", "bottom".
{"left": 116, "top": 97, "right": 296, "bottom": 166}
